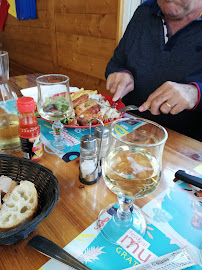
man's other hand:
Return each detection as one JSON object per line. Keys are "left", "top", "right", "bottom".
{"left": 139, "top": 81, "right": 199, "bottom": 115}
{"left": 106, "top": 72, "right": 134, "bottom": 101}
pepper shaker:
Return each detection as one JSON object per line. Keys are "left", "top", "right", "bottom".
{"left": 79, "top": 135, "right": 98, "bottom": 185}
{"left": 94, "top": 126, "right": 109, "bottom": 176}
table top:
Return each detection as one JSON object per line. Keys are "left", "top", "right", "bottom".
{"left": 0, "top": 74, "right": 202, "bottom": 270}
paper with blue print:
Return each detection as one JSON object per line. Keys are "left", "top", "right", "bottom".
{"left": 38, "top": 114, "right": 143, "bottom": 162}
{"left": 40, "top": 171, "right": 202, "bottom": 270}
{"left": 142, "top": 169, "right": 202, "bottom": 269}
{"left": 39, "top": 119, "right": 202, "bottom": 269}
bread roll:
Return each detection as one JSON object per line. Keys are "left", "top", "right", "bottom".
{"left": 0, "top": 181, "right": 38, "bottom": 231}
{"left": 0, "top": 175, "right": 13, "bottom": 194}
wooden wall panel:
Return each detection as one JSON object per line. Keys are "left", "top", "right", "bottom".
{"left": 58, "top": 67, "right": 108, "bottom": 94}
{"left": 54, "top": 0, "right": 118, "bottom": 14}
{"left": 0, "top": 0, "right": 120, "bottom": 94}
{"left": 55, "top": 13, "right": 117, "bottom": 39}
{"left": 4, "top": 10, "right": 50, "bottom": 29}
{"left": 2, "top": 26, "right": 51, "bottom": 45}
{"left": 9, "top": 53, "right": 55, "bottom": 74}
{"left": 57, "top": 33, "right": 115, "bottom": 62}
{"left": 36, "top": 0, "right": 50, "bottom": 10}
{"left": 57, "top": 33, "right": 115, "bottom": 80}
{"left": 2, "top": 39, "right": 52, "bottom": 61}
{"left": 0, "top": 0, "right": 53, "bottom": 75}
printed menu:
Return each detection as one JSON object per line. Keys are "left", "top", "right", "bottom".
{"left": 39, "top": 164, "right": 202, "bottom": 270}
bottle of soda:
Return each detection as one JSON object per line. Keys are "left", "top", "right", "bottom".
{"left": 17, "top": 97, "right": 43, "bottom": 161}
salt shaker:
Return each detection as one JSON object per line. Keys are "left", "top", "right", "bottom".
{"left": 79, "top": 134, "right": 98, "bottom": 185}
{"left": 94, "top": 126, "right": 109, "bottom": 176}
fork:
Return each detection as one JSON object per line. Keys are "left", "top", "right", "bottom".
{"left": 118, "top": 105, "right": 139, "bottom": 113}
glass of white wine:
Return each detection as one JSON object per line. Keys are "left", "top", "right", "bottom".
{"left": 36, "top": 74, "right": 73, "bottom": 153}
{"left": 98, "top": 117, "right": 168, "bottom": 244}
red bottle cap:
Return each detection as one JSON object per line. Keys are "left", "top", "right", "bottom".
{"left": 17, "top": 97, "right": 36, "bottom": 112}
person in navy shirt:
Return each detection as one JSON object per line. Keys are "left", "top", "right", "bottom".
{"left": 105, "top": 0, "right": 202, "bottom": 141}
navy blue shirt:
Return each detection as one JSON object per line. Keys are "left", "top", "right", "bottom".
{"left": 105, "top": 0, "right": 202, "bottom": 141}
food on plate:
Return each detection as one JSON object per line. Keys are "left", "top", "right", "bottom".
{"left": 43, "top": 95, "right": 69, "bottom": 113}
{"left": 61, "top": 88, "right": 121, "bottom": 126}
{"left": 70, "top": 89, "right": 98, "bottom": 101}
{"left": 0, "top": 179, "right": 38, "bottom": 231}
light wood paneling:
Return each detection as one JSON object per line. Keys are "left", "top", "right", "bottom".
{"left": 0, "top": 0, "right": 120, "bottom": 92}
{"left": 2, "top": 39, "right": 52, "bottom": 61}
{"left": 58, "top": 67, "right": 107, "bottom": 93}
{"left": 58, "top": 48, "right": 108, "bottom": 80}
{"left": 56, "top": 33, "right": 115, "bottom": 61}
{"left": 10, "top": 53, "right": 55, "bottom": 74}
{"left": 117, "top": 0, "right": 124, "bottom": 43}
{"left": 5, "top": 10, "right": 50, "bottom": 28}
{"left": 36, "top": 0, "right": 50, "bottom": 10}
{"left": 9, "top": 61, "right": 37, "bottom": 77}
{"left": 54, "top": 0, "right": 118, "bottom": 14}
{"left": 2, "top": 26, "right": 51, "bottom": 45}
{"left": 55, "top": 13, "right": 117, "bottom": 39}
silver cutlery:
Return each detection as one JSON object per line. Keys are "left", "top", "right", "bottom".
{"left": 28, "top": 235, "right": 91, "bottom": 270}
{"left": 118, "top": 104, "right": 139, "bottom": 113}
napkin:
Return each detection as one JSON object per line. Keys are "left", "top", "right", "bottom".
{"left": 20, "top": 86, "right": 80, "bottom": 102}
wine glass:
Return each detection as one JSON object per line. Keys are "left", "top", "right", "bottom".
{"left": 98, "top": 116, "right": 168, "bottom": 244}
{"left": 36, "top": 74, "right": 73, "bottom": 153}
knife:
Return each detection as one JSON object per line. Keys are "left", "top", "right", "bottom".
{"left": 28, "top": 235, "right": 91, "bottom": 270}
{"left": 175, "top": 170, "right": 202, "bottom": 189}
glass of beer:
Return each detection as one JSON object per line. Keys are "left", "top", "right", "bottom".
{"left": 98, "top": 117, "right": 168, "bottom": 244}
{"left": 0, "top": 51, "right": 20, "bottom": 153}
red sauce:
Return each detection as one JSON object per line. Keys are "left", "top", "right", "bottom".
{"left": 17, "top": 97, "right": 43, "bottom": 161}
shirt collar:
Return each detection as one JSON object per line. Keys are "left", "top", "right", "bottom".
{"left": 151, "top": 1, "right": 161, "bottom": 17}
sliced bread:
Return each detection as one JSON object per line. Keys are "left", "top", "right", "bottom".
{"left": 0, "top": 181, "right": 38, "bottom": 231}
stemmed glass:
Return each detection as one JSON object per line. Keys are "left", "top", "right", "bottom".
{"left": 98, "top": 117, "right": 168, "bottom": 244}
{"left": 36, "top": 74, "right": 73, "bottom": 153}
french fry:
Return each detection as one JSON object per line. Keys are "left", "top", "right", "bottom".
{"left": 71, "top": 89, "right": 98, "bottom": 101}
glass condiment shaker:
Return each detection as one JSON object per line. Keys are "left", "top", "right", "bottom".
{"left": 0, "top": 51, "right": 21, "bottom": 153}
{"left": 79, "top": 134, "right": 98, "bottom": 185}
{"left": 94, "top": 126, "right": 109, "bottom": 176}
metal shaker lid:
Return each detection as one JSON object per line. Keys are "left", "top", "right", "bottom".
{"left": 94, "top": 126, "right": 109, "bottom": 139}
{"left": 80, "top": 135, "right": 97, "bottom": 150}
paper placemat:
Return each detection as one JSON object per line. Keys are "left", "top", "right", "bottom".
{"left": 38, "top": 113, "right": 141, "bottom": 162}
{"left": 39, "top": 166, "right": 202, "bottom": 270}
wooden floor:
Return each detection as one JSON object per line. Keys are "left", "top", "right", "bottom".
{"left": 9, "top": 60, "right": 37, "bottom": 77}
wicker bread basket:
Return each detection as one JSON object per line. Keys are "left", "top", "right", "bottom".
{"left": 0, "top": 154, "right": 59, "bottom": 245}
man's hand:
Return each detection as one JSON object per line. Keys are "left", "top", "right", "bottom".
{"left": 106, "top": 72, "right": 134, "bottom": 101}
{"left": 139, "top": 81, "right": 199, "bottom": 115}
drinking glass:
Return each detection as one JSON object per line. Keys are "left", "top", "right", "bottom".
{"left": 0, "top": 51, "right": 20, "bottom": 153}
{"left": 98, "top": 117, "right": 168, "bottom": 244}
{"left": 36, "top": 74, "right": 73, "bottom": 153}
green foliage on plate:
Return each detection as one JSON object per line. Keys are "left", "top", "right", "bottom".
{"left": 44, "top": 95, "right": 69, "bottom": 112}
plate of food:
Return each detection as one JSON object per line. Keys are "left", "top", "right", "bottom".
{"left": 42, "top": 89, "right": 125, "bottom": 128}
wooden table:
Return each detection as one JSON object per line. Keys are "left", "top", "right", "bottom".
{"left": 1, "top": 74, "right": 202, "bottom": 270}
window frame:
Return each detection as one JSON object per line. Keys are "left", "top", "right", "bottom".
{"left": 122, "top": 0, "right": 141, "bottom": 36}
